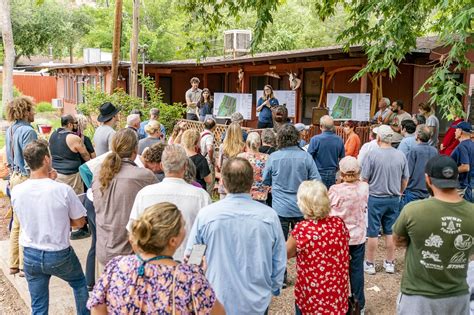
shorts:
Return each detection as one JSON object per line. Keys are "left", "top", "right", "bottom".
{"left": 397, "top": 293, "right": 469, "bottom": 315}
{"left": 367, "top": 195, "right": 400, "bottom": 237}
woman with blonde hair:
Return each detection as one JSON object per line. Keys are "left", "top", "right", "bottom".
{"left": 138, "top": 120, "right": 163, "bottom": 155}
{"left": 87, "top": 202, "right": 225, "bottom": 314}
{"left": 256, "top": 84, "right": 279, "bottom": 129}
{"left": 328, "top": 156, "right": 369, "bottom": 312}
{"left": 287, "top": 180, "right": 350, "bottom": 314}
{"left": 92, "top": 128, "right": 156, "bottom": 271}
{"left": 237, "top": 132, "right": 270, "bottom": 202}
{"left": 217, "top": 122, "right": 245, "bottom": 199}
{"left": 182, "top": 129, "right": 211, "bottom": 189}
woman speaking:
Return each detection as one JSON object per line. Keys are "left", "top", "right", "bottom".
{"left": 256, "top": 85, "right": 279, "bottom": 129}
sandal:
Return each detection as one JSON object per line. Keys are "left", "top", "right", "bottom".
{"left": 9, "top": 268, "right": 20, "bottom": 275}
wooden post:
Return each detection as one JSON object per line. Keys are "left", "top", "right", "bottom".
{"left": 130, "top": 0, "right": 140, "bottom": 97}
{"left": 110, "top": 0, "right": 123, "bottom": 94}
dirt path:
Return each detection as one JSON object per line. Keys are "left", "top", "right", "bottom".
{"left": 0, "top": 194, "right": 28, "bottom": 314}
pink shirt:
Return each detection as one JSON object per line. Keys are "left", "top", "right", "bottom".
{"left": 328, "top": 181, "right": 369, "bottom": 245}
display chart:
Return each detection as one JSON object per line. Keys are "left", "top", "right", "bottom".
{"left": 327, "top": 93, "right": 371, "bottom": 121}
{"left": 214, "top": 93, "right": 253, "bottom": 119}
{"left": 256, "top": 90, "right": 297, "bottom": 117}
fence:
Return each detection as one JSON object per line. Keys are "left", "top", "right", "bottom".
{"left": 177, "top": 119, "right": 371, "bottom": 147}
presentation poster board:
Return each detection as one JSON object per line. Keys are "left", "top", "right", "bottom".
{"left": 214, "top": 93, "right": 253, "bottom": 120}
{"left": 256, "top": 90, "right": 297, "bottom": 117}
{"left": 327, "top": 93, "right": 371, "bottom": 121}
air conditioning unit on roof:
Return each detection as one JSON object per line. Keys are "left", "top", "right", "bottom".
{"left": 224, "top": 30, "right": 252, "bottom": 57}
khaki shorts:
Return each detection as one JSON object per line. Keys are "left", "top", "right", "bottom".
{"left": 56, "top": 172, "right": 84, "bottom": 195}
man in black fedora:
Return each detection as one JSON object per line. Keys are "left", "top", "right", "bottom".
{"left": 93, "top": 102, "right": 120, "bottom": 156}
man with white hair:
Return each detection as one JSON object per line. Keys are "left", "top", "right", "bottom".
{"left": 126, "top": 113, "right": 141, "bottom": 138}
{"left": 307, "top": 115, "right": 345, "bottom": 189}
{"left": 371, "top": 97, "right": 390, "bottom": 123}
{"left": 127, "top": 144, "right": 211, "bottom": 260}
{"left": 361, "top": 125, "right": 409, "bottom": 275}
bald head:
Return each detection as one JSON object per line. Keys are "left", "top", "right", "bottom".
{"left": 320, "top": 115, "right": 334, "bottom": 131}
{"left": 222, "top": 157, "right": 253, "bottom": 194}
{"left": 416, "top": 124, "right": 432, "bottom": 143}
{"left": 127, "top": 114, "right": 140, "bottom": 129}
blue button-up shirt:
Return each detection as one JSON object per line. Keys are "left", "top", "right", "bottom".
{"left": 138, "top": 120, "right": 166, "bottom": 139}
{"left": 263, "top": 146, "right": 321, "bottom": 217}
{"left": 5, "top": 120, "right": 37, "bottom": 175}
{"left": 186, "top": 194, "right": 286, "bottom": 315}
{"left": 406, "top": 142, "right": 438, "bottom": 194}
{"left": 307, "top": 131, "right": 345, "bottom": 172}
{"left": 398, "top": 134, "right": 417, "bottom": 156}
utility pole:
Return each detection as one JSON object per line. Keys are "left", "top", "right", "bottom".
{"left": 110, "top": 0, "right": 123, "bottom": 94}
{"left": 129, "top": 0, "right": 140, "bottom": 97}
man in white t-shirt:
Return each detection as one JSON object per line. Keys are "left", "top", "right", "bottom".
{"left": 11, "top": 139, "right": 88, "bottom": 315}
{"left": 200, "top": 118, "right": 216, "bottom": 194}
{"left": 127, "top": 144, "right": 211, "bottom": 261}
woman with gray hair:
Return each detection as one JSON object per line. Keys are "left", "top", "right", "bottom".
{"left": 259, "top": 128, "right": 277, "bottom": 154}
{"left": 76, "top": 114, "right": 96, "bottom": 160}
{"left": 237, "top": 132, "right": 270, "bottom": 202}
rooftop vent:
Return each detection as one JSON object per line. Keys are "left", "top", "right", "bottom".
{"left": 224, "top": 30, "right": 251, "bottom": 58}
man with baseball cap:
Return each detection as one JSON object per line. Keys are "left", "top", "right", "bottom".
{"left": 393, "top": 155, "right": 474, "bottom": 314}
{"left": 294, "top": 123, "right": 310, "bottom": 147}
{"left": 361, "top": 124, "right": 409, "bottom": 275}
{"left": 450, "top": 121, "right": 474, "bottom": 202}
{"left": 93, "top": 102, "right": 120, "bottom": 156}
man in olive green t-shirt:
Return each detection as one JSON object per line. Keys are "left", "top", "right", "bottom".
{"left": 393, "top": 155, "right": 473, "bottom": 315}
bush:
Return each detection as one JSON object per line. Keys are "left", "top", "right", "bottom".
{"left": 77, "top": 74, "right": 185, "bottom": 137}
{"left": 35, "top": 102, "right": 55, "bottom": 113}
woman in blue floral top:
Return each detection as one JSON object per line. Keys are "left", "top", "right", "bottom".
{"left": 87, "top": 202, "right": 225, "bottom": 314}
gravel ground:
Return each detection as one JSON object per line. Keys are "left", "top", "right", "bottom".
{"left": 0, "top": 192, "right": 404, "bottom": 314}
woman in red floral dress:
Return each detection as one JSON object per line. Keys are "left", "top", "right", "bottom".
{"left": 287, "top": 180, "right": 350, "bottom": 314}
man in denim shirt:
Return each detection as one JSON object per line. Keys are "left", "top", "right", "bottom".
{"left": 307, "top": 115, "right": 345, "bottom": 189}
{"left": 5, "top": 96, "right": 38, "bottom": 276}
{"left": 263, "top": 124, "right": 320, "bottom": 286}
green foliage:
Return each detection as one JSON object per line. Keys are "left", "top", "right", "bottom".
{"left": 0, "top": 86, "right": 22, "bottom": 100}
{"left": 35, "top": 102, "right": 55, "bottom": 113}
{"left": 139, "top": 74, "right": 186, "bottom": 133}
{"left": 181, "top": 0, "right": 474, "bottom": 118}
{"left": 9, "top": 0, "right": 92, "bottom": 62}
{"left": 77, "top": 74, "right": 185, "bottom": 135}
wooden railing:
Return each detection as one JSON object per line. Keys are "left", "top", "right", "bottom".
{"left": 177, "top": 119, "right": 371, "bottom": 147}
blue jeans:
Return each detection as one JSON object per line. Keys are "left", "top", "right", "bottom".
{"left": 23, "top": 247, "right": 89, "bottom": 315}
{"left": 84, "top": 197, "right": 96, "bottom": 288}
{"left": 400, "top": 189, "right": 427, "bottom": 210}
{"left": 295, "top": 303, "right": 302, "bottom": 315}
{"left": 349, "top": 243, "right": 365, "bottom": 309}
{"left": 367, "top": 195, "right": 400, "bottom": 237}
{"left": 279, "top": 216, "right": 304, "bottom": 283}
{"left": 319, "top": 170, "right": 336, "bottom": 189}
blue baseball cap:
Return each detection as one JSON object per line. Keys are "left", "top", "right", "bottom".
{"left": 453, "top": 121, "right": 472, "bottom": 133}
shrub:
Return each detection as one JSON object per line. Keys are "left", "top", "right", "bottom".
{"left": 35, "top": 102, "right": 55, "bottom": 113}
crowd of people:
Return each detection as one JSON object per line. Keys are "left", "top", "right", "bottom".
{"left": 3, "top": 93, "right": 474, "bottom": 315}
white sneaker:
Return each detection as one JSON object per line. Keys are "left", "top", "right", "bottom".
{"left": 384, "top": 260, "right": 395, "bottom": 273}
{"left": 364, "top": 261, "right": 376, "bottom": 275}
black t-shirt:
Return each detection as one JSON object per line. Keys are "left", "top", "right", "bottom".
{"left": 81, "top": 136, "right": 95, "bottom": 164}
{"left": 259, "top": 145, "right": 276, "bottom": 155}
{"left": 190, "top": 154, "right": 210, "bottom": 189}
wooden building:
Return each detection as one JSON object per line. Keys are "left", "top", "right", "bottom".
{"left": 41, "top": 36, "right": 474, "bottom": 133}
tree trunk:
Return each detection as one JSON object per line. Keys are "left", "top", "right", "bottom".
{"left": 129, "top": 0, "right": 140, "bottom": 97}
{"left": 110, "top": 0, "right": 123, "bottom": 94}
{"left": 69, "top": 45, "right": 73, "bottom": 64}
{"left": 0, "top": 0, "right": 15, "bottom": 120}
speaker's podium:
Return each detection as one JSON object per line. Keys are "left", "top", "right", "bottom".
{"left": 312, "top": 107, "right": 329, "bottom": 125}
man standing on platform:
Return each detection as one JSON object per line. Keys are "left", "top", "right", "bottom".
{"left": 307, "top": 115, "right": 344, "bottom": 189}
{"left": 185, "top": 77, "right": 202, "bottom": 121}
{"left": 49, "top": 115, "right": 91, "bottom": 195}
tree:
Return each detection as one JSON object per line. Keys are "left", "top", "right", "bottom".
{"left": 0, "top": 0, "right": 15, "bottom": 119}
{"left": 110, "top": 0, "right": 123, "bottom": 93}
{"left": 181, "top": 0, "right": 474, "bottom": 118}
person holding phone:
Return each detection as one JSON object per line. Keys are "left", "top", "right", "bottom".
{"left": 88, "top": 202, "right": 225, "bottom": 314}
{"left": 257, "top": 85, "right": 279, "bottom": 129}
